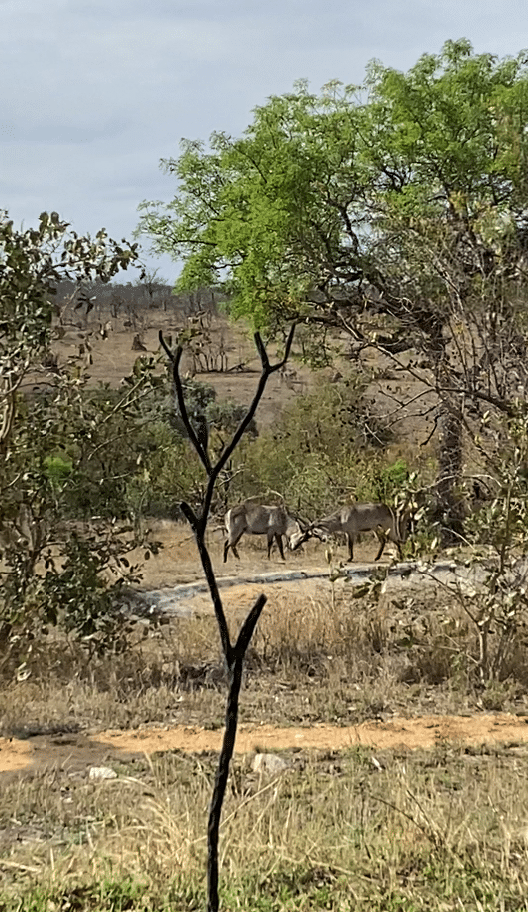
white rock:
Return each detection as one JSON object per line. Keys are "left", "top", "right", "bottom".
{"left": 252, "top": 753, "right": 291, "bottom": 776}
{"left": 89, "top": 766, "right": 118, "bottom": 780}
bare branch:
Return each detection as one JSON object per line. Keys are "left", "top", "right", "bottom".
{"left": 163, "top": 324, "right": 296, "bottom": 911}
{"left": 159, "top": 330, "right": 212, "bottom": 473}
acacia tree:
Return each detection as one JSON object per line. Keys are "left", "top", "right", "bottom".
{"left": 138, "top": 39, "right": 528, "bottom": 539}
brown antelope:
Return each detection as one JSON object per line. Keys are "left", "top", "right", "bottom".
{"left": 223, "top": 503, "right": 306, "bottom": 562}
{"left": 289, "top": 503, "right": 410, "bottom": 562}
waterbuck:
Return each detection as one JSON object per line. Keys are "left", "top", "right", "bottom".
{"left": 289, "top": 503, "right": 409, "bottom": 562}
{"left": 223, "top": 503, "right": 305, "bottom": 562}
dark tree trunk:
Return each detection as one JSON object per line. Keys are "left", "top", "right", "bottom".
{"left": 159, "top": 326, "right": 296, "bottom": 912}
{"left": 435, "top": 396, "right": 465, "bottom": 545}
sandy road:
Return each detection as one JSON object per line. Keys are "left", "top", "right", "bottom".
{"left": 2, "top": 712, "right": 528, "bottom": 776}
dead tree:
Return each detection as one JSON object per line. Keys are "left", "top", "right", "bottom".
{"left": 159, "top": 324, "right": 296, "bottom": 912}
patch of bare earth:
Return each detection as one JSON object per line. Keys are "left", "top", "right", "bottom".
{"left": 50, "top": 312, "right": 311, "bottom": 429}
{"left": 2, "top": 714, "right": 528, "bottom": 776}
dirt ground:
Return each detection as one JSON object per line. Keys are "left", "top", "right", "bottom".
{"left": 3, "top": 714, "right": 528, "bottom": 776}
{"left": 50, "top": 312, "right": 312, "bottom": 430}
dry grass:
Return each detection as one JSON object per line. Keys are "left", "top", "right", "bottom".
{"left": 3, "top": 741, "right": 528, "bottom": 908}
{"left": 3, "top": 544, "right": 528, "bottom": 907}
{"left": 2, "top": 580, "right": 527, "bottom": 741}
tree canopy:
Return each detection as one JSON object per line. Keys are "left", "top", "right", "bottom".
{"left": 137, "top": 38, "right": 528, "bottom": 335}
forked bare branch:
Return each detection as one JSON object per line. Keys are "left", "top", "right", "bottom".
{"left": 159, "top": 323, "right": 296, "bottom": 912}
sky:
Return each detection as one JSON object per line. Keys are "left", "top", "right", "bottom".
{"left": 2, "top": 0, "right": 527, "bottom": 285}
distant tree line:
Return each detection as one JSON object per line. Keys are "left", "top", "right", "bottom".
{"left": 54, "top": 275, "right": 223, "bottom": 319}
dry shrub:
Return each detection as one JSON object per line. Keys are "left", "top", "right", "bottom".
{"left": 0, "top": 615, "right": 229, "bottom": 736}
{"left": 3, "top": 574, "right": 528, "bottom": 740}
{"left": 240, "top": 582, "right": 528, "bottom": 693}
{"left": 248, "top": 591, "right": 394, "bottom": 678}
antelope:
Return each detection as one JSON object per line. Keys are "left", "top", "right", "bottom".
{"left": 289, "top": 503, "right": 410, "bottom": 562}
{"left": 223, "top": 503, "right": 306, "bottom": 562}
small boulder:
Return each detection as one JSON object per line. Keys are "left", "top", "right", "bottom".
{"left": 89, "top": 766, "right": 117, "bottom": 781}
{"left": 252, "top": 753, "right": 291, "bottom": 776}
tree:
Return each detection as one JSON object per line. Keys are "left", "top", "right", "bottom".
{"left": 0, "top": 211, "right": 151, "bottom": 656}
{"left": 138, "top": 40, "right": 528, "bottom": 540}
{"left": 0, "top": 211, "right": 139, "bottom": 450}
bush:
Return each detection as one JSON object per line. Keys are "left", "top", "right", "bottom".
{"left": 38, "top": 533, "right": 140, "bottom": 656}
{"left": 228, "top": 379, "right": 411, "bottom": 515}
{"left": 128, "top": 422, "right": 205, "bottom": 518}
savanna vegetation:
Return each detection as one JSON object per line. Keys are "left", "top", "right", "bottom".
{"left": 4, "top": 38, "right": 528, "bottom": 910}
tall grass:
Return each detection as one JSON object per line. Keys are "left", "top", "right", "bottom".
{"left": 2, "top": 571, "right": 528, "bottom": 909}
{"left": 1, "top": 575, "right": 527, "bottom": 738}
{"left": 3, "top": 744, "right": 528, "bottom": 909}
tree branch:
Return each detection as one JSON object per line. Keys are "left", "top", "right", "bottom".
{"left": 159, "top": 324, "right": 296, "bottom": 912}
{"left": 159, "top": 330, "right": 212, "bottom": 474}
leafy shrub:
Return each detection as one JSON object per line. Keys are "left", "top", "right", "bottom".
{"left": 168, "top": 377, "right": 257, "bottom": 443}
{"left": 128, "top": 422, "right": 205, "bottom": 518}
{"left": 38, "top": 533, "right": 141, "bottom": 656}
{"left": 371, "top": 457, "right": 410, "bottom": 501}
{"left": 229, "top": 379, "right": 406, "bottom": 514}
{"left": 44, "top": 454, "right": 73, "bottom": 492}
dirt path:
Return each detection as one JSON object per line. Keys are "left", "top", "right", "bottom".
{"left": 144, "top": 558, "right": 479, "bottom": 619}
{"left": 2, "top": 713, "right": 528, "bottom": 776}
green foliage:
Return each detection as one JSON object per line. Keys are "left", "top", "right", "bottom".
{"left": 0, "top": 525, "right": 143, "bottom": 667}
{"left": 137, "top": 79, "right": 367, "bottom": 329}
{"left": 228, "top": 378, "right": 407, "bottom": 515}
{"left": 128, "top": 421, "right": 204, "bottom": 517}
{"left": 0, "top": 210, "right": 138, "bottom": 372}
{"left": 62, "top": 380, "right": 165, "bottom": 519}
{"left": 137, "top": 39, "right": 528, "bottom": 538}
{"left": 168, "top": 376, "right": 257, "bottom": 445}
{"left": 39, "top": 533, "right": 141, "bottom": 656}
{"left": 370, "top": 457, "right": 410, "bottom": 502}
{"left": 0, "top": 212, "right": 156, "bottom": 665}
{"left": 44, "top": 454, "right": 73, "bottom": 492}
{"left": 138, "top": 41, "right": 528, "bottom": 332}
{"left": 0, "top": 376, "right": 156, "bottom": 658}
{"left": 455, "top": 416, "right": 528, "bottom": 683}
{"left": 134, "top": 378, "right": 260, "bottom": 518}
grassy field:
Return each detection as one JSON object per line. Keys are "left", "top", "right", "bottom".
{"left": 2, "top": 736, "right": 528, "bottom": 910}
{"left": 2, "top": 525, "right": 528, "bottom": 910}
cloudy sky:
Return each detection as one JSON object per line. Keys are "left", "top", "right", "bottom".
{"left": 2, "top": 0, "right": 527, "bottom": 284}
